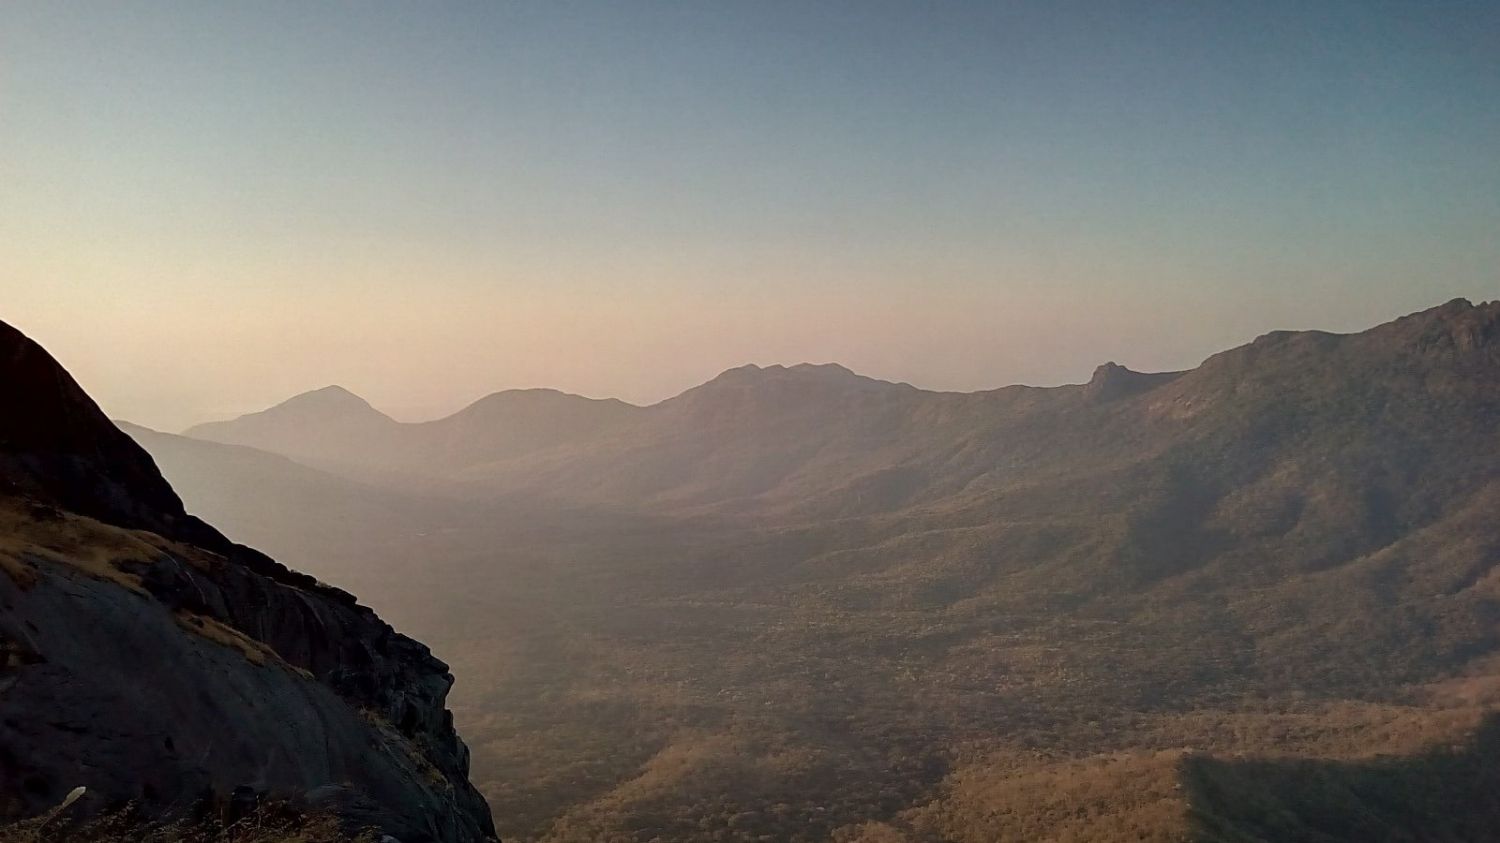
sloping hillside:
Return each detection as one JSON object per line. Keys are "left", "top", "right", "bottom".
{"left": 0, "top": 321, "right": 496, "bottom": 842}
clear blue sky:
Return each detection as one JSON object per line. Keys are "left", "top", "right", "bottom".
{"left": 4, "top": 2, "right": 1498, "bottom": 429}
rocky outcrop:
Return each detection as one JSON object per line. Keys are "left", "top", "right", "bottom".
{"left": 1082, "top": 361, "right": 1181, "bottom": 403}
{"left": 0, "top": 320, "right": 220, "bottom": 547}
{"left": 0, "top": 320, "right": 496, "bottom": 842}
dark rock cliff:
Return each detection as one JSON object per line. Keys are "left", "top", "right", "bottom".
{"left": 0, "top": 320, "right": 496, "bottom": 842}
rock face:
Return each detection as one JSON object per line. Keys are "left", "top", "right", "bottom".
{"left": 0, "top": 320, "right": 496, "bottom": 842}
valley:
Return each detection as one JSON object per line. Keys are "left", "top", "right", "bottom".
{"left": 130, "top": 299, "right": 1500, "bottom": 842}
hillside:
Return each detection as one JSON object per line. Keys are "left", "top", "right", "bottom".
{"left": 0, "top": 322, "right": 497, "bottom": 841}
{"left": 113, "top": 422, "right": 464, "bottom": 609}
{"left": 149, "top": 299, "right": 1500, "bottom": 842}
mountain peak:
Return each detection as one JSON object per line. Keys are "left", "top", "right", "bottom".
{"left": 274, "top": 384, "right": 380, "bottom": 414}
{"left": 0, "top": 320, "right": 222, "bottom": 546}
{"left": 789, "top": 362, "right": 858, "bottom": 377}
{"left": 308, "top": 383, "right": 362, "bottom": 398}
{"left": 461, "top": 387, "right": 623, "bottom": 412}
{"left": 1364, "top": 297, "right": 1499, "bottom": 358}
{"left": 188, "top": 385, "right": 392, "bottom": 435}
{"left": 699, "top": 362, "right": 893, "bottom": 390}
{"left": 1437, "top": 296, "right": 1475, "bottom": 313}
{"left": 1084, "top": 361, "right": 1180, "bottom": 403}
{"left": 184, "top": 384, "right": 399, "bottom": 469}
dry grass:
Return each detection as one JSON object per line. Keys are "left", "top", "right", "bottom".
{"left": 174, "top": 611, "right": 280, "bottom": 667}
{"left": 0, "top": 499, "right": 285, "bottom": 671}
{"left": 901, "top": 750, "right": 1194, "bottom": 843}
{"left": 0, "top": 804, "right": 377, "bottom": 843}
{"left": 358, "top": 708, "right": 449, "bottom": 786}
{"left": 0, "top": 500, "right": 168, "bottom": 594}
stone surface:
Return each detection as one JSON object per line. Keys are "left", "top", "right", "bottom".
{"left": 0, "top": 320, "right": 496, "bottom": 842}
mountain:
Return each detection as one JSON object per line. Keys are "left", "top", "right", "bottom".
{"left": 185, "top": 361, "right": 978, "bottom": 511}
{"left": 185, "top": 385, "right": 407, "bottom": 476}
{"left": 408, "top": 389, "right": 638, "bottom": 472}
{"left": 466, "top": 298, "right": 1500, "bottom": 525}
{"left": 188, "top": 300, "right": 1500, "bottom": 524}
{"left": 186, "top": 385, "right": 639, "bottom": 483}
{"left": 0, "top": 322, "right": 496, "bottom": 841}
{"left": 147, "top": 299, "right": 1500, "bottom": 842}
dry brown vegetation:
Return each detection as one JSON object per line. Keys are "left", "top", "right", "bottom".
{"left": 173, "top": 610, "right": 281, "bottom": 666}
{"left": 0, "top": 498, "right": 222, "bottom": 592}
{"left": 0, "top": 498, "right": 290, "bottom": 672}
{"left": 0, "top": 500, "right": 161, "bottom": 593}
{"left": 0, "top": 805, "right": 375, "bottom": 843}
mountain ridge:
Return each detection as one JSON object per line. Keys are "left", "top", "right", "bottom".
{"left": 179, "top": 297, "right": 1500, "bottom": 517}
{"left": 0, "top": 321, "right": 497, "bottom": 841}
{"left": 185, "top": 297, "right": 1498, "bottom": 433}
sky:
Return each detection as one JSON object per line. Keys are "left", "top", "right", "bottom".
{"left": 3, "top": 1, "right": 1498, "bottom": 430}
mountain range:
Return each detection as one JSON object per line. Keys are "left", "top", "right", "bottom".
{"left": 187, "top": 298, "right": 1500, "bottom": 529}
{"left": 118, "top": 298, "right": 1500, "bottom": 842}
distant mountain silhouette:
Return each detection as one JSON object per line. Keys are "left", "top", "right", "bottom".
{"left": 186, "top": 385, "right": 637, "bottom": 482}
{"left": 185, "top": 385, "right": 404, "bottom": 475}
{"left": 410, "top": 388, "right": 637, "bottom": 471}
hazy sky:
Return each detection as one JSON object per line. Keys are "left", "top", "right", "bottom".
{"left": 4, "top": 2, "right": 1498, "bottom": 430}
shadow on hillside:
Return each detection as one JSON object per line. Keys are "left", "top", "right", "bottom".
{"left": 1184, "top": 713, "right": 1500, "bottom": 842}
